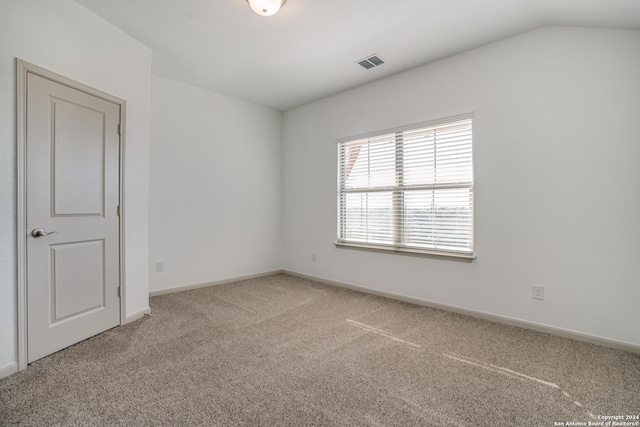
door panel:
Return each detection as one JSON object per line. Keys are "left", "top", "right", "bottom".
{"left": 52, "top": 98, "right": 105, "bottom": 216}
{"left": 50, "top": 240, "right": 105, "bottom": 322}
{"left": 26, "top": 72, "right": 121, "bottom": 363}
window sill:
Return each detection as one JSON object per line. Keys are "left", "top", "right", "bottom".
{"left": 334, "top": 242, "right": 475, "bottom": 262}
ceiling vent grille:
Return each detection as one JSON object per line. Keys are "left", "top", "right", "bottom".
{"left": 357, "top": 54, "right": 385, "bottom": 70}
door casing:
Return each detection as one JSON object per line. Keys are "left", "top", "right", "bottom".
{"left": 16, "top": 59, "right": 127, "bottom": 370}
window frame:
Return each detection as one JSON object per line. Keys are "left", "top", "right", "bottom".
{"left": 336, "top": 114, "right": 475, "bottom": 260}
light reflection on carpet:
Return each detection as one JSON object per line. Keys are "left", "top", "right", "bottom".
{"left": 443, "top": 352, "right": 596, "bottom": 420}
{"left": 346, "top": 319, "right": 422, "bottom": 348}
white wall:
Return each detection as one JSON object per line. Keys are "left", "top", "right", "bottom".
{"left": 149, "top": 75, "right": 282, "bottom": 292}
{"left": 282, "top": 27, "right": 640, "bottom": 347}
{"left": 0, "top": 0, "right": 151, "bottom": 374}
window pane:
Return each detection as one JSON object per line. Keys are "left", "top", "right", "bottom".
{"left": 341, "top": 192, "right": 393, "bottom": 244}
{"left": 403, "top": 188, "right": 473, "bottom": 251}
{"left": 342, "top": 134, "right": 395, "bottom": 189}
{"left": 403, "top": 121, "right": 472, "bottom": 186}
{"left": 403, "top": 129, "right": 435, "bottom": 186}
{"left": 435, "top": 124, "right": 473, "bottom": 183}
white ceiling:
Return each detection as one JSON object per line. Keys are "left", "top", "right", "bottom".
{"left": 74, "top": 0, "right": 640, "bottom": 111}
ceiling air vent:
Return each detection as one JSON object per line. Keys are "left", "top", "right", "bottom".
{"left": 357, "top": 54, "right": 385, "bottom": 70}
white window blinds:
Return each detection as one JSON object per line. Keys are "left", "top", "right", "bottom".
{"left": 337, "top": 115, "right": 474, "bottom": 257}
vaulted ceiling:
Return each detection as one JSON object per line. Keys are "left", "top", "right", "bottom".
{"left": 75, "top": 0, "right": 640, "bottom": 111}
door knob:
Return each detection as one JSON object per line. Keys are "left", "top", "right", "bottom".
{"left": 31, "top": 228, "right": 58, "bottom": 238}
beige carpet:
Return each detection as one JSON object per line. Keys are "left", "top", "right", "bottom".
{"left": 1, "top": 273, "right": 639, "bottom": 426}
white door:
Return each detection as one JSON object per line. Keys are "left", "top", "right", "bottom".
{"left": 26, "top": 72, "right": 121, "bottom": 363}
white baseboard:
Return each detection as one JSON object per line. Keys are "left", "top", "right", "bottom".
{"left": 284, "top": 269, "right": 640, "bottom": 354}
{"left": 125, "top": 306, "right": 151, "bottom": 324}
{"left": 0, "top": 362, "right": 18, "bottom": 380}
{"left": 149, "top": 270, "right": 284, "bottom": 297}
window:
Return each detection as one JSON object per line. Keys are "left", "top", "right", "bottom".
{"left": 337, "top": 115, "right": 474, "bottom": 258}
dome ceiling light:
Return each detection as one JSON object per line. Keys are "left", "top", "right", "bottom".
{"left": 246, "top": 0, "right": 287, "bottom": 17}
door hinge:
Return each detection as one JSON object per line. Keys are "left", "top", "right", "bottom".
{"left": 117, "top": 124, "right": 121, "bottom": 135}
{"left": 116, "top": 205, "right": 120, "bottom": 216}
{"left": 117, "top": 286, "right": 121, "bottom": 298}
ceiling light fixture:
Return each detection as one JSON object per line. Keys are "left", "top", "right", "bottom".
{"left": 246, "top": 0, "right": 287, "bottom": 17}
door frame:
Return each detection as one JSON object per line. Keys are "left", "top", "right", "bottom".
{"left": 16, "top": 59, "right": 127, "bottom": 371}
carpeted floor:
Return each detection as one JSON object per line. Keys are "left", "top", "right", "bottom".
{"left": 1, "top": 273, "right": 639, "bottom": 426}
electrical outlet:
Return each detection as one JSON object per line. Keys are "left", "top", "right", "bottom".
{"left": 311, "top": 252, "right": 317, "bottom": 262}
{"left": 532, "top": 284, "right": 544, "bottom": 300}
{"left": 156, "top": 262, "right": 164, "bottom": 272}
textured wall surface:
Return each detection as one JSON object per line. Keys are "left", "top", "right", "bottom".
{"left": 149, "top": 75, "right": 283, "bottom": 292}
